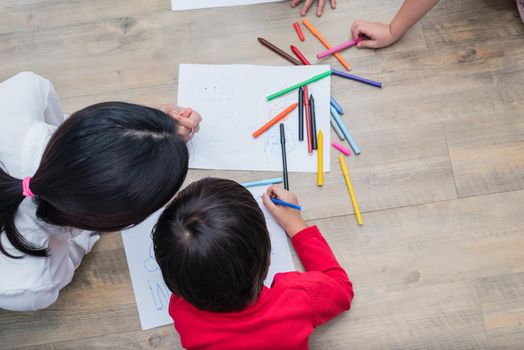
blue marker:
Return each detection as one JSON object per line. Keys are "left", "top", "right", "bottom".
{"left": 330, "top": 106, "right": 361, "bottom": 155}
{"left": 330, "top": 96, "right": 344, "bottom": 115}
{"left": 271, "top": 198, "right": 304, "bottom": 211}
{"left": 241, "top": 177, "right": 283, "bottom": 188}
{"left": 330, "top": 116, "right": 345, "bottom": 141}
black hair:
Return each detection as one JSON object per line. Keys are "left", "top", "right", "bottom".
{"left": 153, "top": 177, "right": 271, "bottom": 313}
{"left": 0, "top": 102, "right": 188, "bottom": 258}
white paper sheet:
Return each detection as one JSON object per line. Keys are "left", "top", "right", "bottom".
{"left": 122, "top": 186, "right": 295, "bottom": 330}
{"left": 171, "top": 0, "right": 282, "bottom": 11}
{"left": 178, "top": 64, "right": 331, "bottom": 172}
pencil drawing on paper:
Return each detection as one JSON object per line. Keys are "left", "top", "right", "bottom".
{"left": 143, "top": 243, "right": 171, "bottom": 311}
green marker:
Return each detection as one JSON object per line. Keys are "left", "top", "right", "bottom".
{"left": 266, "top": 70, "right": 332, "bottom": 101}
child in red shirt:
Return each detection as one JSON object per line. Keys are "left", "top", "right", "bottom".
{"left": 153, "top": 178, "right": 353, "bottom": 350}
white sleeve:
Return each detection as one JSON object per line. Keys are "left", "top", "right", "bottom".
{"left": 0, "top": 72, "right": 65, "bottom": 126}
{"left": 37, "top": 73, "right": 65, "bottom": 126}
{"left": 69, "top": 231, "right": 100, "bottom": 269}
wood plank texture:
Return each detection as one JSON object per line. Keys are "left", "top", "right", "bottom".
{"left": 0, "top": 0, "right": 523, "bottom": 348}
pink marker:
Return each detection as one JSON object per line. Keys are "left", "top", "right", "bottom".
{"left": 332, "top": 142, "right": 351, "bottom": 156}
{"left": 317, "top": 37, "right": 364, "bottom": 60}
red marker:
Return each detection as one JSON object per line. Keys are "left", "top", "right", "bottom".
{"left": 290, "top": 45, "right": 311, "bottom": 65}
{"left": 293, "top": 22, "right": 305, "bottom": 41}
{"left": 303, "top": 86, "right": 312, "bottom": 155}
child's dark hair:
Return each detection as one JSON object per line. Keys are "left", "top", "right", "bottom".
{"left": 0, "top": 102, "right": 188, "bottom": 258}
{"left": 153, "top": 177, "right": 271, "bottom": 313}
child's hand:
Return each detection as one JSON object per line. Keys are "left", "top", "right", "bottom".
{"left": 351, "top": 20, "right": 398, "bottom": 49}
{"left": 158, "top": 104, "right": 202, "bottom": 142}
{"left": 290, "top": 0, "right": 336, "bottom": 17}
{"left": 262, "top": 185, "right": 308, "bottom": 238}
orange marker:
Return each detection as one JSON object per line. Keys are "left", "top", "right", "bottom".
{"left": 302, "top": 19, "right": 351, "bottom": 71}
{"left": 293, "top": 22, "right": 305, "bottom": 41}
{"left": 253, "top": 103, "right": 298, "bottom": 138}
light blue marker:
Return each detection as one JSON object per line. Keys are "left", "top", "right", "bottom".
{"left": 330, "top": 116, "right": 345, "bottom": 141}
{"left": 330, "top": 106, "right": 361, "bottom": 155}
{"left": 330, "top": 96, "right": 344, "bottom": 115}
{"left": 241, "top": 177, "right": 284, "bottom": 188}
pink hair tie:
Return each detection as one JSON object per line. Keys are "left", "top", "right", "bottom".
{"left": 22, "top": 177, "right": 35, "bottom": 198}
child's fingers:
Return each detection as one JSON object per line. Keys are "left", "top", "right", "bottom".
{"left": 265, "top": 184, "right": 279, "bottom": 198}
{"left": 330, "top": 0, "right": 336, "bottom": 9}
{"left": 173, "top": 114, "right": 198, "bottom": 131}
{"left": 351, "top": 20, "right": 364, "bottom": 39}
{"left": 262, "top": 192, "right": 278, "bottom": 211}
{"left": 290, "top": 0, "right": 303, "bottom": 8}
{"left": 300, "top": 0, "right": 314, "bottom": 16}
{"left": 316, "top": 0, "right": 326, "bottom": 16}
{"left": 268, "top": 185, "right": 300, "bottom": 204}
{"left": 357, "top": 39, "right": 379, "bottom": 49}
{"left": 164, "top": 104, "right": 185, "bottom": 116}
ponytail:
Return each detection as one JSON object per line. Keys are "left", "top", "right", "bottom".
{"left": 0, "top": 167, "right": 47, "bottom": 258}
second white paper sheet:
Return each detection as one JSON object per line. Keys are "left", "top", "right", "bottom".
{"left": 178, "top": 64, "right": 331, "bottom": 173}
{"left": 122, "top": 185, "right": 295, "bottom": 330}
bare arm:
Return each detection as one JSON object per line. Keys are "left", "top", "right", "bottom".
{"left": 390, "top": 0, "right": 440, "bottom": 39}
{"left": 352, "top": 0, "right": 439, "bottom": 49}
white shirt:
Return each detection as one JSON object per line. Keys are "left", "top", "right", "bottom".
{"left": 0, "top": 72, "right": 99, "bottom": 311}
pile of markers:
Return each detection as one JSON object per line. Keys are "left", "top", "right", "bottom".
{"left": 246, "top": 19, "right": 382, "bottom": 226}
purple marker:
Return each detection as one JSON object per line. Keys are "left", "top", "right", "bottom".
{"left": 331, "top": 69, "right": 383, "bottom": 89}
{"left": 317, "top": 37, "right": 364, "bottom": 59}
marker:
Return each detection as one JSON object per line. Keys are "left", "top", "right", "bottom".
{"left": 293, "top": 22, "right": 305, "bottom": 42}
{"left": 317, "top": 130, "right": 323, "bottom": 187}
{"left": 298, "top": 88, "right": 304, "bottom": 141}
{"left": 257, "top": 37, "right": 302, "bottom": 66}
{"left": 260, "top": 38, "right": 342, "bottom": 118}
{"left": 253, "top": 103, "right": 298, "bottom": 138}
{"left": 290, "top": 45, "right": 311, "bottom": 65}
{"left": 267, "top": 70, "right": 332, "bottom": 101}
{"left": 331, "top": 69, "right": 383, "bottom": 88}
{"left": 241, "top": 177, "right": 283, "bottom": 188}
{"left": 310, "top": 94, "right": 318, "bottom": 150}
{"left": 330, "top": 105, "right": 360, "bottom": 155}
{"left": 280, "top": 124, "right": 289, "bottom": 190}
{"left": 317, "top": 37, "right": 364, "bottom": 59}
{"left": 339, "top": 155, "right": 363, "bottom": 225}
{"left": 332, "top": 141, "right": 351, "bottom": 156}
{"left": 330, "top": 96, "right": 344, "bottom": 115}
{"left": 302, "top": 19, "right": 351, "bottom": 71}
{"left": 271, "top": 197, "right": 303, "bottom": 211}
{"left": 330, "top": 117, "right": 345, "bottom": 141}
{"left": 304, "top": 86, "right": 312, "bottom": 155}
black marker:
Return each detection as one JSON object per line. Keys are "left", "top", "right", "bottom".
{"left": 280, "top": 123, "right": 289, "bottom": 190}
{"left": 310, "top": 94, "right": 317, "bottom": 150}
{"left": 298, "top": 87, "right": 304, "bottom": 141}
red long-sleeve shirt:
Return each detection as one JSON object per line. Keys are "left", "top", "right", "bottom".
{"left": 169, "top": 225, "right": 354, "bottom": 350}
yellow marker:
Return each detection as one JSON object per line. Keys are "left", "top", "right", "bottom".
{"left": 317, "top": 130, "right": 323, "bottom": 186}
{"left": 338, "top": 155, "right": 363, "bottom": 225}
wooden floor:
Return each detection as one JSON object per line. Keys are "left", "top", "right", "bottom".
{"left": 1, "top": 0, "right": 523, "bottom": 348}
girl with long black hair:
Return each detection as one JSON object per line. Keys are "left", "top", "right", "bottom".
{"left": 0, "top": 72, "right": 201, "bottom": 311}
